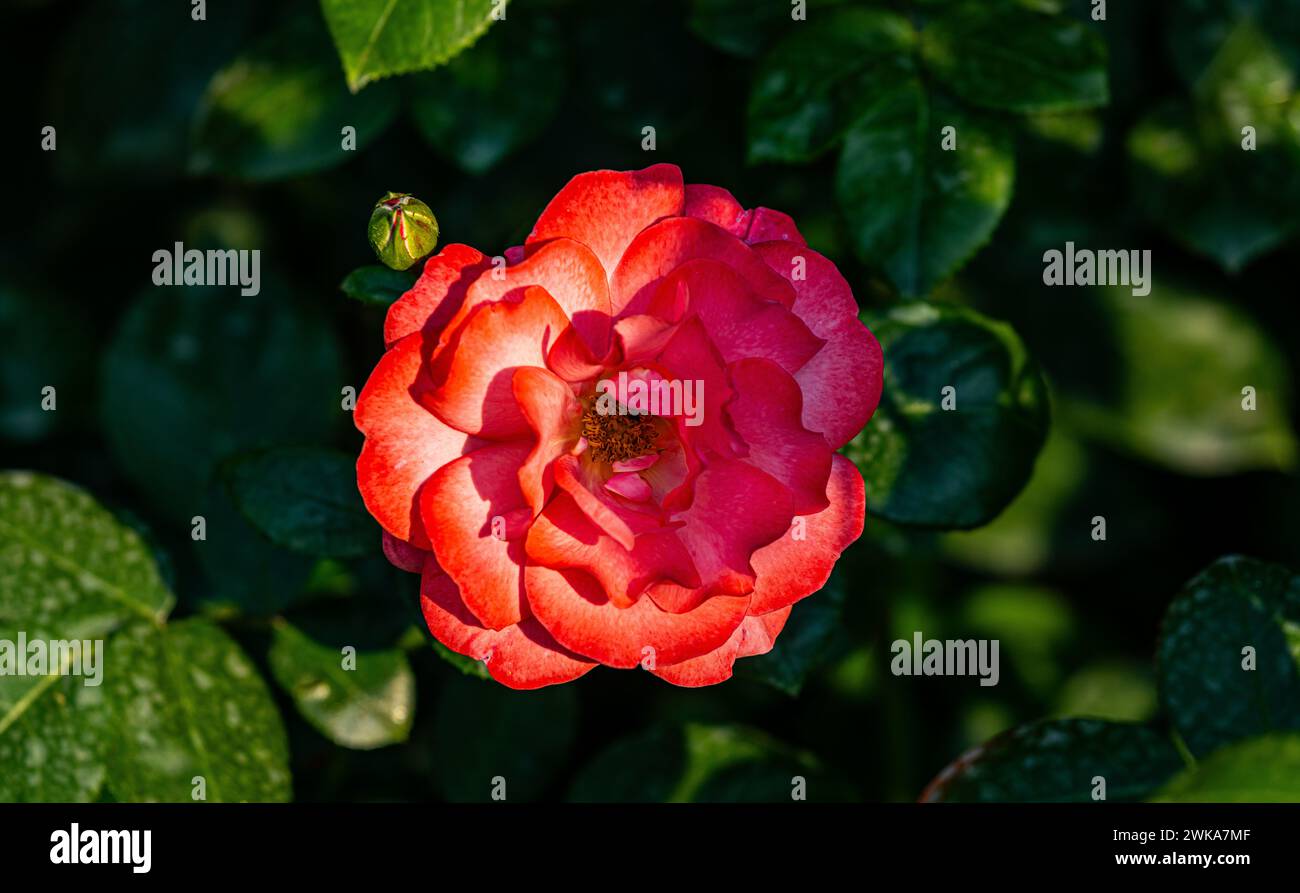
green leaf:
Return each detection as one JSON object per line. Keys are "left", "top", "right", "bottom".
{"left": 1129, "top": 23, "right": 1300, "bottom": 271}
{"left": 430, "top": 640, "right": 491, "bottom": 680}
{"left": 923, "top": 719, "right": 1185, "bottom": 802}
{"left": 320, "top": 0, "right": 504, "bottom": 93}
{"left": 340, "top": 265, "right": 418, "bottom": 307}
{"left": 836, "top": 81, "right": 1015, "bottom": 297}
{"left": 688, "top": 0, "right": 847, "bottom": 58}
{"left": 1166, "top": 0, "right": 1300, "bottom": 86}
{"left": 267, "top": 619, "right": 414, "bottom": 750}
{"left": 192, "top": 479, "right": 317, "bottom": 617}
{"left": 1053, "top": 661, "right": 1159, "bottom": 724}
{"left": 941, "top": 424, "right": 1085, "bottom": 575}
{"left": 736, "top": 572, "right": 846, "bottom": 695}
{"left": 0, "top": 286, "right": 95, "bottom": 443}
{"left": 104, "top": 619, "right": 291, "bottom": 802}
{"left": 1154, "top": 733, "right": 1300, "bottom": 802}
{"left": 432, "top": 674, "right": 576, "bottom": 801}
{"left": 0, "top": 651, "right": 113, "bottom": 802}
{"left": 48, "top": 0, "right": 255, "bottom": 180}
{"left": 0, "top": 474, "right": 172, "bottom": 802}
{"left": 410, "top": 15, "right": 566, "bottom": 174}
{"left": 191, "top": 15, "right": 400, "bottom": 180}
{"left": 920, "top": 5, "right": 1108, "bottom": 113}
{"left": 102, "top": 284, "right": 344, "bottom": 522}
{"left": 224, "top": 447, "right": 376, "bottom": 559}
{"left": 1156, "top": 556, "right": 1300, "bottom": 759}
{"left": 1060, "top": 285, "right": 1296, "bottom": 474}
{"left": 569, "top": 723, "right": 849, "bottom": 803}
{"left": 567, "top": 726, "right": 687, "bottom": 803}
{"left": 0, "top": 472, "right": 173, "bottom": 637}
{"left": 747, "top": 9, "right": 915, "bottom": 163}
{"left": 843, "top": 303, "right": 1049, "bottom": 529}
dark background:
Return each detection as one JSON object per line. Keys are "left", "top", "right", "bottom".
{"left": 2, "top": 0, "right": 1298, "bottom": 802}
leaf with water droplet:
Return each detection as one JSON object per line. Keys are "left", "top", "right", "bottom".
{"left": 104, "top": 619, "right": 291, "bottom": 802}
{"left": 268, "top": 619, "right": 414, "bottom": 750}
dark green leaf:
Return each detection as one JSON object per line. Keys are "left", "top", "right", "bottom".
{"left": 569, "top": 723, "right": 848, "bottom": 803}
{"left": 104, "top": 619, "right": 291, "bottom": 802}
{"left": 836, "top": 82, "right": 1015, "bottom": 297}
{"left": 432, "top": 674, "right": 576, "bottom": 801}
{"left": 191, "top": 16, "right": 400, "bottom": 180}
{"left": 1154, "top": 732, "right": 1300, "bottom": 802}
{"left": 0, "top": 474, "right": 172, "bottom": 802}
{"left": 340, "top": 266, "right": 418, "bottom": 307}
{"left": 923, "top": 719, "right": 1185, "bottom": 802}
{"left": 320, "top": 0, "right": 503, "bottom": 93}
{"left": 1130, "top": 23, "right": 1300, "bottom": 271}
{"left": 567, "top": 726, "right": 686, "bottom": 802}
{"left": 224, "top": 447, "right": 375, "bottom": 559}
{"left": 1060, "top": 285, "right": 1296, "bottom": 474}
{"left": 747, "top": 9, "right": 915, "bottom": 163}
{"left": 0, "top": 472, "right": 173, "bottom": 637}
{"left": 0, "top": 649, "right": 113, "bottom": 802}
{"left": 430, "top": 641, "right": 491, "bottom": 680}
{"left": 844, "top": 304, "right": 1049, "bottom": 528}
{"left": 101, "top": 284, "right": 344, "bottom": 522}
{"left": 268, "top": 619, "right": 414, "bottom": 750}
{"left": 48, "top": 0, "right": 255, "bottom": 180}
{"left": 410, "top": 16, "right": 566, "bottom": 174}
{"left": 1166, "top": 0, "right": 1300, "bottom": 86}
{"left": 0, "top": 287, "right": 94, "bottom": 443}
{"left": 736, "top": 572, "right": 846, "bottom": 695}
{"left": 689, "top": 0, "right": 847, "bottom": 58}
{"left": 1156, "top": 556, "right": 1300, "bottom": 759}
{"left": 192, "top": 479, "right": 317, "bottom": 617}
{"left": 920, "top": 5, "right": 1108, "bottom": 113}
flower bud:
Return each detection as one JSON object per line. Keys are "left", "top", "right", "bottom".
{"left": 368, "top": 192, "right": 439, "bottom": 271}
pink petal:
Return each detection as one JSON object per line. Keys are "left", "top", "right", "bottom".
{"left": 527, "top": 164, "right": 686, "bottom": 277}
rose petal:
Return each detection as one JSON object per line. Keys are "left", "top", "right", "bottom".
{"left": 745, "top": 207, "right": 806, "bottom": 245}
{"left": 455, "top": 237, "right": 613, "bottom": 358}
{"left": 605, "top": 471, "right": 653, "bottom": 502}
{"left": 382, "top": 530, "right": 428, "bottom": 574}
{"left": 649, "top": 258, "right": 823, "bottom": 373}
{"left": 754, "top": 242, "right": 882, "bottom": 449}
{"left": 649, "top": 606, "right": 791, "bottom": 687}
{"left": 683, "top": 183, "right": 751, "bottom": 238}
{"left": 524, "top": 564, "right": 749, "bottom": 667}
{"left": 513, "top": 366, "right": 581, "bottom": 516}
{"left": 749, "top": 455, "right": 865, "bottom": 615}
{"left": 421, "top": 441, "right": 533, "bottom": 630}
{"left": 528, "top": 163, "right": 686, "bottom": 277}
{"left": 427, "top": 285, "right": 574, "bottom": 439}
{"left": 611, "top": 216, "right": 797, "bottom": 317}
{"left": 356, "top": 332, "right": 480, "bottom": 548}
{"left": 671, "top": 458, "right": 794, "bottom": 599}
{"left": 725, "top": 357, "right": 832, "bottom": 515}
{"left": 525, "top": 492, "right": 699, "bottom": 606}
{"left": 384, "top": 244, "right": 491, "bottom": 347}
{"left": 421, "top": 565, "right": 596, "bottom": 689}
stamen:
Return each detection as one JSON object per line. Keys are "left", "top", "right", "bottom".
{"left": 581, "top": 404, "right": 659, "bottom": 465}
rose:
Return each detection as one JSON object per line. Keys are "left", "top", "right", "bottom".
{"left": 356, "top": 164, "right": 882, "bottom": 689}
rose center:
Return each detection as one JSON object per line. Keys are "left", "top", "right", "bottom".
{"left": 581, "top": 403, "right": 659, "bottom": 465}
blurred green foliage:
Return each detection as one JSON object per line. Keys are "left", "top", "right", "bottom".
{"left": 2, "top": 0, "right": 1299, "bottom": 803}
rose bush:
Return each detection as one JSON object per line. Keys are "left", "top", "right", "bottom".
{"left": 356, "top": 163, "right": 882, "bottom": 689}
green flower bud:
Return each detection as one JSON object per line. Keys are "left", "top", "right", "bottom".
{"left": 368, "top": 192, "right": 439, "bottom": 271}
